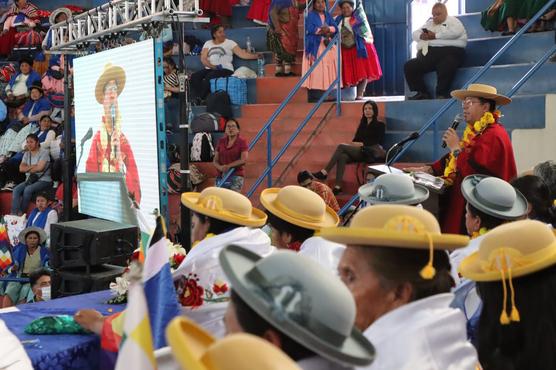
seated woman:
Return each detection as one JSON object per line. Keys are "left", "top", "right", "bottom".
{"left": 10, "top": 133, "right": 52, "bottom": 215}
{"left": 481, "top": 0, "right": 550, "bottom": 35}
{"left": 459, "top": 220, "right": 556, "bottom": 369}
{"left": 41, "top": 58, "right": 65, "bottom": 125}
{"left": 0, "top": 0, "right": 40, "bottom": 57}
{"left": 302, "top": 0, "right": 339, "bottom": 102}
{"left": 25, "top": 191, "right": 58, "bottom": 244}
{"left": 4, "top": 57, "right": 41, "bottom": 108}
{"left": 1, "top": 226, "right": 49, "bottom": 307}
{"left": 16, "top": 83, "right": 52, "bottom": 127}
{"left": 267, "top": 0, "right": 304, "bottom": 77}
{"left": 335, "top": 0, "right": 382, "bottom": 99}
{"left": 1, "top": 115, "right": 55, "bottom": 191}
{"left": 511, "top": 174, "right": 556, "bottom": 227}
{"left": 312, "top": 100, "right": 385, "bottom": 194}
{"left": 190, "top": 25, "right": 259, "bottom": 102}
{"left": 213, "top": 118, "right": 248, "bottom": 192}
{"left": 320, "top": 205, "right": 479, "bottom": 369}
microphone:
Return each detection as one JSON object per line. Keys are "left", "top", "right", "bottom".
{"left": 80, "top": 127, "right": 93, "bottom": 146}
{"left": 442, "top": 113, "right": 464, "bottom": 148}
{"left": 110, "top": 104, "right": 116, "bottom": 129}
{"left": 394, "top": 131, "right": 420, "bottom": 148}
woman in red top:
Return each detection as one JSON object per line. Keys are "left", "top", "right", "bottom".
{"left": 213, "top": 119, "right": 248, "bottom": 192}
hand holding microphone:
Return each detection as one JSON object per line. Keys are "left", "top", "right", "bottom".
{"left": 442, "top": 113, "right": 464, "bottom": 150}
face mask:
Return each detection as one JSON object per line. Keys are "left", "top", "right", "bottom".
{"left": 40, "top": 286, "right": 51, "bottom": 301}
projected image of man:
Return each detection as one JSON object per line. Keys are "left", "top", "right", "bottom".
{"left": 85, "top": 63, "right": 141, "bottom": 204}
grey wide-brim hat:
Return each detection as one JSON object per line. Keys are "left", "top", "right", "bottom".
{"left": 49, "top": 7, "right": 72, "bottom": 25}
{"left": 461, "top": 174, "right": 528, "bottom": 220}
{"left": 219, "top": 245, "right": 375, "bottom": 367}
{"left": 359, "top": 173, "right": 429, "bottom": 205}
{"left": 19, "top": 226, "right": 47, "bottom": 245}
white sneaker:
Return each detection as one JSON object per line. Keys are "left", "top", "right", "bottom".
{"left": 2, "top": 181, "right": 16, "bottom": 191}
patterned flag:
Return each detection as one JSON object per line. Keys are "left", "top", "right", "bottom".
{"left": 0, "top": 223, "right": 13, "bottom": 272}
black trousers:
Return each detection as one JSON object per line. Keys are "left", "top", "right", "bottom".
{"left": 324, "top": 144, "right": 366, "bottom": 187}
{"left": 404, "top": 46, "right": 465, "bottom": 97}
{"left": 190, "top": 68, "right": 233, "bottom": 100}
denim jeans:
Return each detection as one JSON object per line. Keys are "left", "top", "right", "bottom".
{"left": 11, "top": 180, "right": 52, "bottom": 214}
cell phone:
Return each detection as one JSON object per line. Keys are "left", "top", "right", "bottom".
{"left": 422, "top": 28, "right": 429, "bottom": 33}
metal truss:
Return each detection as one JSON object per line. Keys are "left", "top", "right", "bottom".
{"left": 48, "top": 0, "right": 208, "bottom": 51}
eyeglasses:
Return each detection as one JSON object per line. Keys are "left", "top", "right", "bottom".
{"left": 461, "top": 98, "right": 483, "bottom": 107}
{"left": 104, "top": 86, "right": 118, "bottom": 93}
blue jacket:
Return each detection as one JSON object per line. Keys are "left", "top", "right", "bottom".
{"left": 8, "top": 244, "right": 49, "bottom": 277}
{"left": 7, "top": 70, "right": 41, "bottom": 91}
{"left": 305, "top": 9, "right": 337, "bottom": 60}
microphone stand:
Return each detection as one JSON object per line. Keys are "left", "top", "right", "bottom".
{"left": 62, "top": 55, "right": 73, "bottom": 222}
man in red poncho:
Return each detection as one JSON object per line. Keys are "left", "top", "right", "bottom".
{"left": 85, "top": 63, "right": 141, "bottom": 204}
{"left": 408, "top": 84, "right": 517, "bottom": 234}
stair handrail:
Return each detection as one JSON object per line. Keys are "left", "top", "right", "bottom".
{"left": 339, "top": 0, "right": 556, "bottom": 216}
{"left": 217, "top": 31, "right": 341, "bottom": 189}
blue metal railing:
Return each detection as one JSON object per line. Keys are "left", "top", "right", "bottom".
{"left": 339, "top": 0, "right": 556, "bottom": 216}
{"left": 218, "top": 2, "right": 342, "bottom": 196}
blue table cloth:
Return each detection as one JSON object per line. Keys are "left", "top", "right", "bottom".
{"left": 0, "top": 290, "right": 125, "bottom": 370}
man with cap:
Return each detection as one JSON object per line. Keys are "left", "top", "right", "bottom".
{"left": 297, "top": 170, "right": 340, "bottom": 212}
{"left": 220, "top": 245, "right": 375, "bottom": 369}
{"left": 260, "top": 185, "right": 345, "bottom": 272}
{"left": 85, "top": 63, "right": 141, "bottom": 204}
{"left": 173, "top": 187, "right": 274, "bottom": 337}
{"left": 320, "top": 205, "right": 478, "bottom": 369}
{"left": 166, "top": 316, "right": 303, "bottom": 370}
{"left": 407, "top": 83, "right": 517, "bottom": 234}
{"left": 358, "top": 173, "right": 429, "bottom": 206}
{"left": 448, "top": 174, "right": 527, "bottom": 343}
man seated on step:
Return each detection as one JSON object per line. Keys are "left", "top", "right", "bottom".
{"left": 404, "top": 3, "right": 467, "bottom": 100}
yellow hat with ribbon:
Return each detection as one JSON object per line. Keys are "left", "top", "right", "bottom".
{"left": 320, "top": 205, "right": 469, "bottom": 279}
{"left": 459, "top": 219, "right": 556, "bottom": 324}
{"left": 181, "top": 187, "right": 267, "bottom": 228}
{"left": 260, "top": 185, "right": 339, "bottom": 230}
{"left": 95, "top": 63, "right": 126, "bottom": 104}
{"left": 166, "top": 316, "right": 302, "bottom": 370}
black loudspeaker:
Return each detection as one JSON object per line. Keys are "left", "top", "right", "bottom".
{"left": 50, "top": 219, "right": 138, "bottom": 269}
{"left": 52, "top": 264, "right": 126, "bottom": 298}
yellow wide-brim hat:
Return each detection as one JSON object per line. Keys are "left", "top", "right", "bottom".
{"left": 451, "top": 83, "right": 511, "bottom": 106}
{"left": 260, "top": 186, "right": 339, "bottom": 230}
{"left": 459, "top": 219, "right": 556, "bottom": 281}
{"left": 320, "top": 204, "right": 469, "bottom": 250}
{"left": 95, "top": 63, "right": 126, "bottom": 104}
{"left": 181, "top": 187, "right": 267, "bottom": 227}
{"left": 166, "top": 317, "right": 302, "bottom": 370}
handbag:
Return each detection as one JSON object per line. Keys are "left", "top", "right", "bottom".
{"left": 209, "top": 76, "right": 248, "bottom": 106}
{"left": 24, "top": 152, "right": 49, "bottom": 185}
{"left": 341, "top": 19, "right": 356, "bottom": 49}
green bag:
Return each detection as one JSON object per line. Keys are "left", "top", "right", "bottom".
{"left": 24, "top": 315, "right": 88, "bottom": 335}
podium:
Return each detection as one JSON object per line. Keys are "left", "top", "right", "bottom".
{"left": 365, "top": 164, "right": 446, "bottom": 218}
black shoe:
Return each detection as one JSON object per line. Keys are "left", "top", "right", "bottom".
{"left": 332, "top": 186, "right": 342, "bottom": 195}
{"left": 407, "top": 92, "right": 431, "bottom": 100}
{"left": 312, "top": 170, "right": 327, "bottom": 180}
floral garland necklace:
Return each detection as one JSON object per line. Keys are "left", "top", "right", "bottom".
{"left": 471, "top": 227, "right": 488, "bottom": 239}
{"left": 443, "top": 111, "right": 500, "bottom": 185}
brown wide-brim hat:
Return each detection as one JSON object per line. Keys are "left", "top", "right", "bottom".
{"left": 451, "top": 83, "right": 511, "bottom": 106}
{"left": 94, "top": 63, "right": 126, "bottom": 104}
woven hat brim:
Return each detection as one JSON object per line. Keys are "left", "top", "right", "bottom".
{"left": 95, "top": 65, "right": 126, "bottom": 104}
{"left": 461, "top": 177, "right": 528, "bottom": 220}
{"left": 359, "top": 183, "right": 429, "bottom": 205}
{"left": 219, "top": 245, "right": 376, "bottom": 367}
{"left": 19, "top": 226, "right": 47, "bottom": 245}
{"left": 319, "top": 227, "right": 469, "bottom": 251}
{"left": 459, "top": 242, "right": 556, "bottom": 281}
{"left": 451, "top": 89, "right": 511, "bottom": 106}
{"left": 260, "top": 189, "right": 339, "bottom": 230}
{"left": 181, "top": 192, "right": 267, "bottom": 227}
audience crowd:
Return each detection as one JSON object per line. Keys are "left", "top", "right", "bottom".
{"left": 1, "top": 2, "right": 556, "bottom": 370}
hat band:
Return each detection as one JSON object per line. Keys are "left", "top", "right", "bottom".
{"left": 197, "top": 195, "right": 253, "bottom": 222}
{"left": 480, "top": 244, "right": 556, "bottom": 274}
{"left": 472, "top": 187, "right": 513, "bottom": 212}
{"left": 371, "top": 185, "right": 413, "bottom": 202}
{"left": 272, "top": 200, "right": 324, "bottom": 223}
{"left": 247, "top": 268, "right": 347, "bottom": 347}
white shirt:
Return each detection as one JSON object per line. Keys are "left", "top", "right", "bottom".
{"left": 299, "top": 236, "right": 345, "bottom": 275}
{"left": 172, "top": 227, "right": 274, "bottom": 338}
{"left": 27, "top": 208, "right": 58, "bottom": 246}
{"left": 5, "top": 73, "right": 29, "bottom": 97}
{"left": 0, "top": 319, "right": 33, "bottom": 370}
{"left": 203, "top": 39, "right": 238, "bottom": 72}
{"left": 450, "top": 235, "right": 484, "bottom": 287}
{"left": 360, "top": 294, "right": 478, "bottom": 370}
{"left": 413, "top": 15, "right": 467, "bottom": 54}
